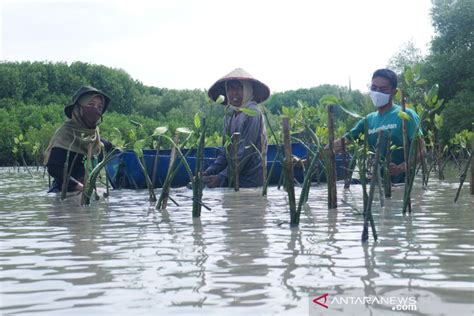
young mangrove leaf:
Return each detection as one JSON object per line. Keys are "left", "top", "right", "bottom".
{"left": 397, "top": 110, "right": 411, "bottom": 121}
{"left": 194, "top": 113, "right": 201, "bottom": 129}
{"left": 239, "top": 107, "right": 257, "bottom": 116}
{"left": 225, "top": 104, "right": 257, "bottom": 116}
{"left": 338, "top": 104, "right": 363, "bottom": 119}
{"left": 176, "top": 127, "right": 193, "bottom": 134}
{"left": 434, "top": 114, "right": 443, "bottom": 130}
{"left": 133, "top": 139, "right": 147, "bottom": 158}
{"left": 319, "top": 95, "right": 340, "bottom": 106}
{"left": 404, "top": 67, "right": 414, "bottom": 85}
{"left": 416, "top": 79, "right": 428, "bottom": 85}
{"left": 215, "top": 95, "right": 225, "bottom": 104}
{"left": 153, "top": 126, "right": 168, "bottom": 136}
{"left": 130, "top": 120, "right": 143, "bottom": 128}
{"left": 425, "top": 84, "right": 439, "bottom": 105}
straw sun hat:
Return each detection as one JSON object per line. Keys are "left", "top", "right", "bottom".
{"left": 208, "top": 68, "right": 270, "bottom": 105}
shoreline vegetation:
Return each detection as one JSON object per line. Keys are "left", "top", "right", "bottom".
{"left": 1, "top": 0, "right": 472, "bottom": 171}
{"left": 1, "top": 61, "right": 471, "bottom": 170}
{"left": 2, "top": 0, "right": 474, "bottom": 178}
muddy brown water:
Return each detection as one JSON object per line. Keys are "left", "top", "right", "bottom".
{"left": 0, "top": 167, "right": 473, "bottom": 315}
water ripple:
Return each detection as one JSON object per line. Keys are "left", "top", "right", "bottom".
{"left": 0, "top": 168, "right": 473, "bottom": 315}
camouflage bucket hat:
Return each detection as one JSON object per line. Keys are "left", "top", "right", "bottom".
{"left": 65, "top": 86, "right": 111, "bottom": 118}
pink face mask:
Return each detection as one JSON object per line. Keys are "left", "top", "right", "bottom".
{"left": 81, "top": 106, "right": 102, "bottom": 128}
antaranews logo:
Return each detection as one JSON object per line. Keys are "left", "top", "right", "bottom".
{"left": 310, "top": 292, "right": 418, "bottom": 314}
{"left": 312, "top": 293, "right": 329, "bottom": 309}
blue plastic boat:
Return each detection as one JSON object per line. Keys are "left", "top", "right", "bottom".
{"left": 105, "top": 143, "right": 349, "bottom": 189}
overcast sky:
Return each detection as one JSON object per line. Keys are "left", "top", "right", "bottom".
{"left": 1, "top": 0, "right": 434, "bottom": 93}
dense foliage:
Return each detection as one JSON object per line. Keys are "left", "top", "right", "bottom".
{"left": 1, "top": 0, "right": 472, "bottom": 166}
{"left": 424, "top": 0, "right": 474, "bottom": 142}
{"left": 0, "top": 62, "right": 365, "bottom": 166}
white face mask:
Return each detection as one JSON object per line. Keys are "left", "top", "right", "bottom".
{"left": 369, "top": 90, "right": 391, "bottom": 108}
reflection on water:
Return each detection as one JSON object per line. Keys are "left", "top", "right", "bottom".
{"left": 0, "top": 167, "right": 473, "bottom": 315}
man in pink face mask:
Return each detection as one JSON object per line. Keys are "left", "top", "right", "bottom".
{"left": 44, "top": 86, "right": 113, "bottom": 193}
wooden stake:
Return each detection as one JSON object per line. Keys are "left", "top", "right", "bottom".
{"left": 384, "top": 135, "right": 392, "bottom": 198}
{"left": 232, "top": 132, "right": 240, "bottom": 191}
{"left": 152, "top": 137, "right": 161, "bottom": 188}
{"left": 327, "top": 104, "right": 337, "bottom": 209}
{"left": 400, "top": 91, "right": 412, "bottom": 213}
{"left": 282, "top": 118, "right": 297, "bottom": 225}
{"left": 193, "top": 118, "right": 206, "bottom": 217}
{"left": 454, "top": 151, "right": 471, "bottom": 203}
{"left": 341, "top": 137, "right": 350, "bottom": 189}
{"left": 362, "top": 130, "right": 382, "bottom": 242}
{"left": 80, "top": 144, "right": 93, "bottom": 206}
{"left": 261, "top": 127, "right": 267, "bottom": 188}
{"left": 104, "top": 151, "right": 110, "bottom": 198}
{"left": 162, "top": 134, "right": 179, "bottom": 209}
{"left": 471, "top": 123, "right": 474, "bottom": 195}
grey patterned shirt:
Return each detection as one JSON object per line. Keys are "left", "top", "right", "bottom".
{"left": 205, "top": 101, "right": 267, "bottom": 187}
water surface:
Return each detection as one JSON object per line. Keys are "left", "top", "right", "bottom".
{"left": 1, "top": 167, "right": 473, "bottom": 315}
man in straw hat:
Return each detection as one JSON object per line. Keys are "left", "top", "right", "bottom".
{"left": 204, "top": 68, "right": 270, "bottom": 188}
{"left": 44, "top": 86, "right": 112, "bottom": 193}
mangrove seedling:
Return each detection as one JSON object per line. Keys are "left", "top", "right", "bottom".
{"left": 362, "top": 130, "right": 383, "bottom": 243}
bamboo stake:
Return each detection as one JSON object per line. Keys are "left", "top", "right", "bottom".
{"left": 21, "top": 153, "right": 33, "bottom": 178}
{"left": 151, "top": 137, "right": 162, "bottom": 188}
{"left": 315, "top": 161, "right": 321, "bottom": 185}
{"left": 297, "top": 147, "right": 319, "bottom": 213}
{"left": 437, "top": 143, "right": 445, "bottom": 180}
{"left": 362, "top": 131, "right": 382, "bottom": 242}
{"left": 82, "top": 148, "right": 120, "bottom": 205}
{"left": 421, "top": 145, "right": 429, "bottom": 189}
{"left": 193, "top": 118, "right": 206, "bottom": 217}
{"left": 341, "top": 137, "right": 350, "bottom": 189}
{"left": 376, "top": 163, "right": 384, "bottom": 208}
{"left": 384, "top": 135, "right": 392, "bottom": 198}
{"left": 361, "top": 119, "right": 369, "bottom": 211}
{"left": 278, "top": 156, "right": 285, "bottom": 189}
{"left": 80, "top": 144, "right": 93, "bottom": 206}
{"left": 454, "top": 152, "right": 472, "bottom": 203}
{"left": 261, "top": 128, "right": 267, "bottom": 188}
{"left": 262, "top": 106, "right": 280, "bottom": 196}
{"left": 298, "top": 124, "right": 321, "bottom": 206}
{"left": 402, "top": 136, "right": 419, "bottom": 213}
{"left": 104, "top": 165, "right": 110, "bottom": 198}
{"left": 137, "top": 155, "right": 156, "bottom": 202}
{"left": 232, "top": 132, "right": 240, "bottom": 192}
{"left": 282, "top": 118, "right": 297, "bottom": 225}
{"left": 60, "top": 150, "right": 71, "bottom": 200}
{"left": 327, "top": 104, "right": 337, "bottom": 209}
{"left": 400, "top": 91, "right": 412, "bottom": 213}
{"left": 60, "top": 133, "right": 79, "bottom": 200}
{"left": 103, "top": 145, "right": 110, "bottom": 198}
{"left": 263, "top": 148, "right": 280, "bottom": 196}
{"left": 345, "top": 154, "right": 357, "bottom": 189}
{"left": 471, "top": 123, "right": 474, "bottom": 195}
{"left": 156, "top": 136, "right": 194, "bottom": 210}
{"left": 161, "top": 134, "right": 179, "bottom": 209}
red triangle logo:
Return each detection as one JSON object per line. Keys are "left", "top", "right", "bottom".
{"left": 312, "top": 293, "right": 329, "bottom": 309}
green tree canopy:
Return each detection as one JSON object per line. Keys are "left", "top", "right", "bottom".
{"left": 425, "top": 0, "right": 474, "bottom": 141}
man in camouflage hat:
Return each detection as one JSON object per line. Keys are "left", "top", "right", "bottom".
{"left": 204, "top": 68, "right": 270, "bottom": 188}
